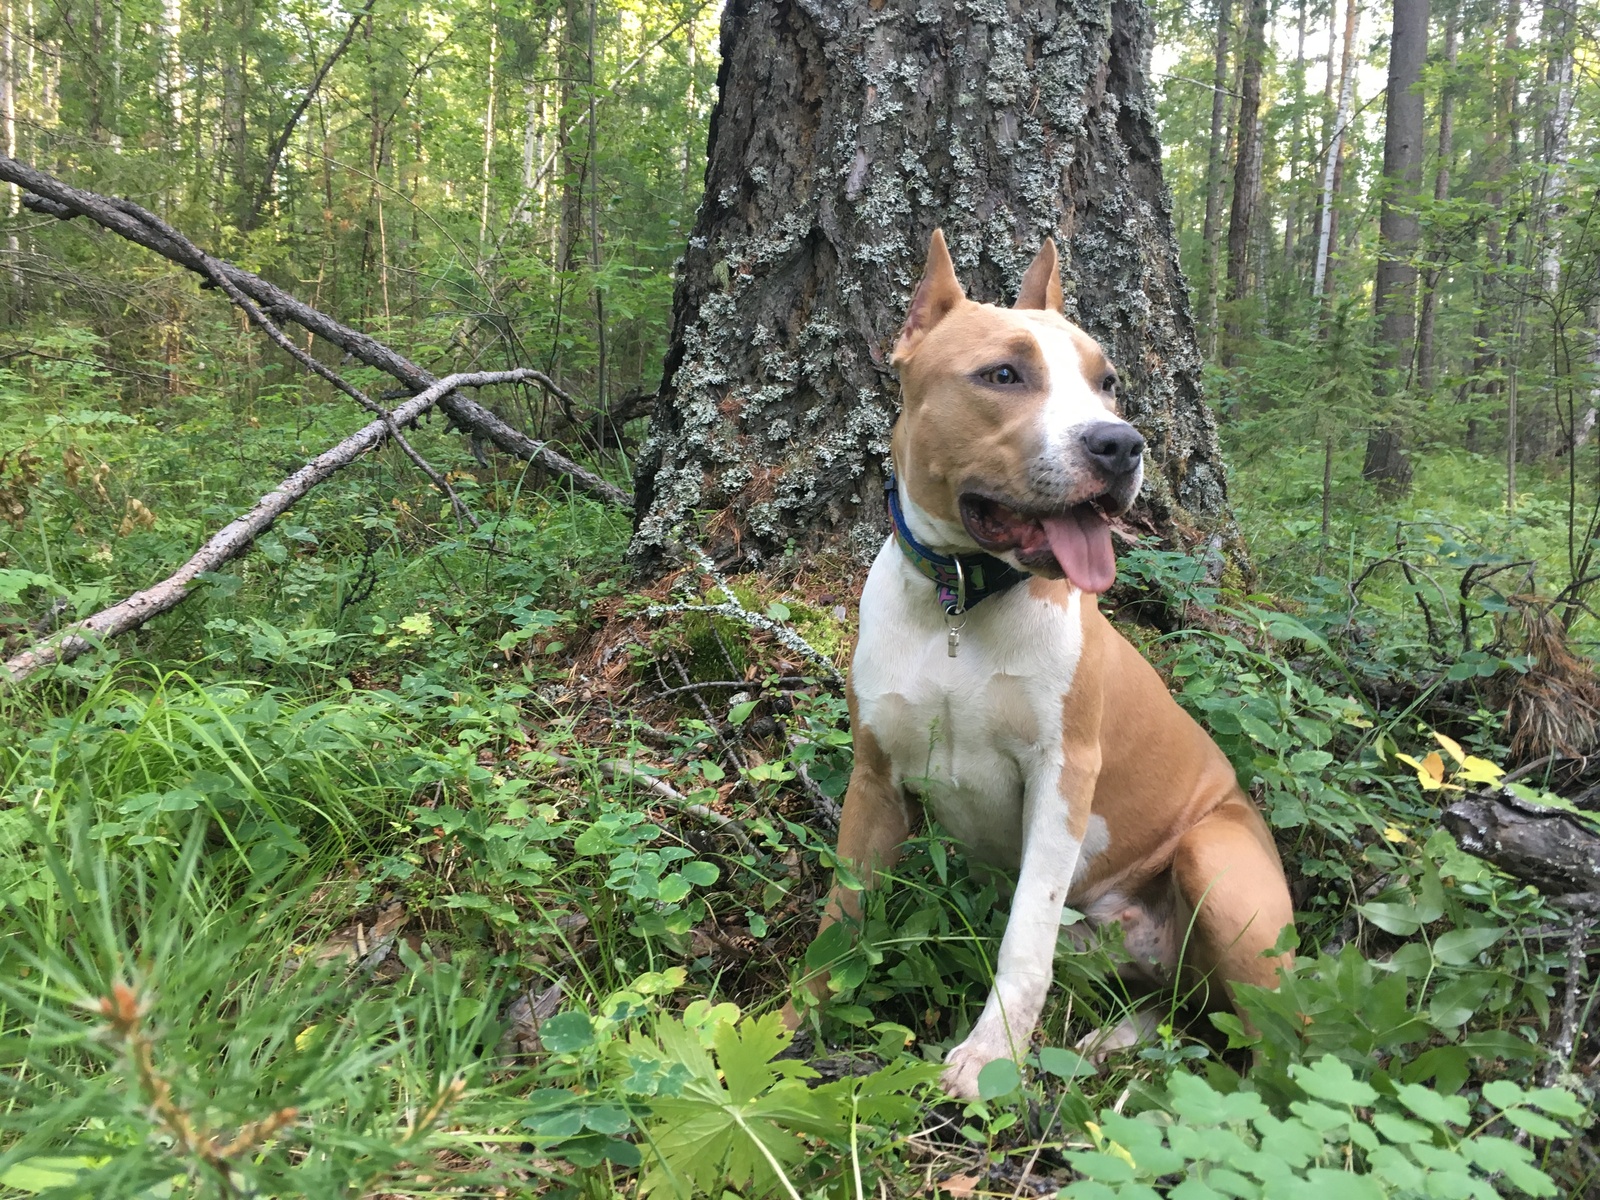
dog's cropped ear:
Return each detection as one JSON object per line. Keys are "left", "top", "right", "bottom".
{"left": 893, "top": 229, "right": 965, "bottom": 364}
{"left": 1013, "top": 238, "right": 1065, "bottom": 313}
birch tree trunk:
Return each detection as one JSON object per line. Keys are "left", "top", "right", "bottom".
{"left": 633, "top": 0, "right": 1234, "bottom": 571}
{"left": 479, "top": 8, "right": 498, "bottom": 252}
{"left": 1, "top": 0, "right": 18, "bottom": 299}
{"left": 1313, "top": 0, "right": 1359, "bottom": 307}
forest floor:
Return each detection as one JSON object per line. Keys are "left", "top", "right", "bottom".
{"left": 0, "top": 368, "right": 1597, "bottom": 1197}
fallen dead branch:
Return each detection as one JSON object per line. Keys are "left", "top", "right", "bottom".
{"left": 550, "top": 753, "right": 759, "bottom": 860}
{"left": 0, "top": 370, "right": 541, "bottom": 686}
{"left": 0, "top": 155, "right": 631, "bottom": 509}
{"left": 1443, "top": 789, "right": 1600, "bottom": 899}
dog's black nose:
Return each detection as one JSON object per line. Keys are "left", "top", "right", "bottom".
{"left": 1080, "top": 422, "right": 1145, "bottom": 477}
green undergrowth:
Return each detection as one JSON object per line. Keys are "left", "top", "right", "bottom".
{"left": 0, "top": 353, "right": 1597, "bottom": 1196}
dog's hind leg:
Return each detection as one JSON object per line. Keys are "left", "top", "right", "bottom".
{"left": 1168, "top": 800, "right": 1295, "bottom": 1015}
{"left": 782, "top": 716, "right": 913, "bottom": 1025}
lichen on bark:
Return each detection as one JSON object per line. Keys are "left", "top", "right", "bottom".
{"left": 633, "top": 0, "right": 1233, "bottom": 571}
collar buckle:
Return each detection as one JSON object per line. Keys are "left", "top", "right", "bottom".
{"left": 883, "top": 463, "right": 1026, "bottom": 643}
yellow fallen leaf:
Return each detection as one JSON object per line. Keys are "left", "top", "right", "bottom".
{"left": 1458, "top": 755, "right": 1505, "bottom": 785}
{"left": 1396, "top": 752, "right": 1445, "bottom": 791}
{"left": 1383, "top": 826, "right": 1409, "bottom": 843}
{"left": 1433, "top": 731, "right": 1466, "bottom": 766}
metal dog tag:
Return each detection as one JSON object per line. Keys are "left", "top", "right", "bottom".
{"left": 946, "top": 559, "right": 967, "bottom": 658}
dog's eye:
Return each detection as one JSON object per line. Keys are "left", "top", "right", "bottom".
{"left": 1101, "top": 373, "right": 1118, "bottom": 393}
{"left": 980, "top": 364, "right": 1023, "bottom": 386}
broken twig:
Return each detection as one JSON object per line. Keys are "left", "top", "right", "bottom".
{"left": 0, "top": 370, "right": 542, "bottom": 686}
{"left": 551, "top": 753, "right": 758, "bottom": 859}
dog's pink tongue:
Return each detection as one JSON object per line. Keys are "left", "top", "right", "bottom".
{"left": 1042, "top": 509, "right": 1116, "bottom": 593}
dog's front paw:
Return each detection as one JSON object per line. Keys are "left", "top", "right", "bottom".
{"left": 939, "top": 1035, "right": 1011, "bottom": 1099}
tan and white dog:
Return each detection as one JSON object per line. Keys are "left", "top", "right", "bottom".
{"left": 794, "top": 230, "right": 1294, "bottom": 1099}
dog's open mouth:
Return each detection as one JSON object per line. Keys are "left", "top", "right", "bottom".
{"left": 960, "top": 493, "right": 1119, "bottom": 593}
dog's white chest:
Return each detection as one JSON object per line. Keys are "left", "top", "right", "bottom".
{"left": 851, "top": 540, "right": 1086, "bottom": 870}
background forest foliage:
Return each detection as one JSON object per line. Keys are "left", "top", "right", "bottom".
{"left": 0, "top": 0, "right": 1597, "bottom": 1196}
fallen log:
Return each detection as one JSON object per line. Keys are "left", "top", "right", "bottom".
{"left": 0, "top": 155, "right": 631, "bottom": 510}
{"left": 0, "top": 370, "right": 541, "bottom": 686}
{"left": 1442, "top": 789, "right": 1600, "bottom": 900}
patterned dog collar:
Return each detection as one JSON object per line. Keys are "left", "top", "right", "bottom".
{"left": 884, "top": 469, "right": 1028, "bottom": 616}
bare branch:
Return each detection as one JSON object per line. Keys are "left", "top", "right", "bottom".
{"left": 0, "top": 155, "right": 632, "bottom": 509}
{"left": 550, "top": 753, "right": 758, "bottom": 859}
{"left": 0, "top": 371, "right": 542, "bottom": 686}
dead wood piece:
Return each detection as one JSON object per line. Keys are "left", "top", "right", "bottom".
{"left": 550, "top": 752, "right": 758, "bottom": 859}
{"left": 0, "top": 370, "right": 537, "bottom": 687}
{"left": 500, "top": 978, "right": 566, "bottom": 1060}
{"left": 1442, "top": 792, "right": 1600, "bottom": 897}
{"left": 0, "top": 155, "right": 631, "bottom": 509}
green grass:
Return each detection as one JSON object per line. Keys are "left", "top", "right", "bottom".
{"left": 0, "top": 331, "right": 1594, "bottom": 1196}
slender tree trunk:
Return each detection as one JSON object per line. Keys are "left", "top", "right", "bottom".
{"left": 242, "top": 0, "right": 370, "bottom": 232}
{"left": 1201, "top": 0, "right": 1232, "bottom": 359}
{"left": 109, "top": 0, "right": 120, "bottom": 149}
{"left": 1473, "top": 0, "right": 1520, "bottom": 495}
{"left": 478, "top": 6, "right": 498, "bottom": 251}
{"left": 162, "top": 0, "right": 182, "bottom": 141}
{"left": 1362, "top": 0, "right": 1429, "bottom": 492}
{"left": 1282, "top": 0, "right": 1307, "bottom": 268}
{"left": 88, "top": 0, "right": 103, "bottom": 139}
{"left": 1222, "top": 0, "right": 1268, "bottom": 360}
{"left": 1417, "top": 0, "right": 1457, "bottom": 391}
{"left": 1320, "top": 432, "right": 1334, "bottom": 550}
{"left": 682, "top": 13, "right": 698, "bottom": 199}
{"left": 634, "top": 0, "right": 1235, "bottom": 569}
{"left": 521, "top": 82, "right": 539, "bottom": 224}
{"left": 0, "top": 0, "right": 17, "bottom": 299}
{"left": 1535, "top": 0, "right": 1574, "bottom": 291}
{"left": 558, "top": 0, "right": 587, "bottom": 275}
{"left": 586, "top": 0, "right": 605, "bottom": 411}
{"left": 1313, "top": 0, "right": 1359, "bottom": 308}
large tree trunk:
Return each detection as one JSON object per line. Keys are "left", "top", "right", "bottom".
{"left": 633, "top": 0, "right": 1234, "bottom": 571}
{"left": 1363, "top": 0, "right": 1429, "bottom": 494}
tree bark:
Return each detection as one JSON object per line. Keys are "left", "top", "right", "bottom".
{"left": 1443, "top": 792, "right": 1600, "bottom": 899}
{"left": 1362, "top": 0, "right": 1429, "bottom": 493}
{"left": 1222, "top": 0, "right": 1269, "bottom": 359}
{"left": 633, "top": 0, "right": 1234, "bottom": 571}
{"left": 1201, "top": 0, "right": 1233, "bottom": 360}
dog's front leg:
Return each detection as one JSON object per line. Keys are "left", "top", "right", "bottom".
{"left": 939, "top": 772, "right": 1092, "bottom": 1098}
{"left": 940, "top": 631, "right": 1106, "bottom": 1100}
